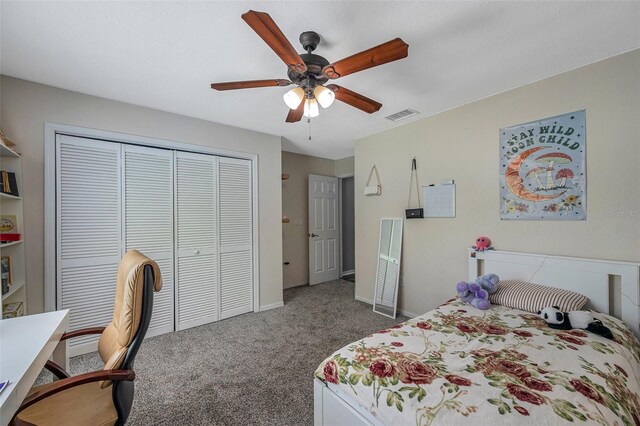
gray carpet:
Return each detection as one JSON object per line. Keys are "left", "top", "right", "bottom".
{"left": 39, "top": 280, "right": 406, "bottom": 425}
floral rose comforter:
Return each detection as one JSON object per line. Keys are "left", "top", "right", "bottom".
{"left": 315, "top": 300, "right": 640, "bottom": 425}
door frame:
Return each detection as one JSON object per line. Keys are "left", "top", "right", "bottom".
{"left": 337, "top": 174, "right": 354, "bottom": 278}
{"left": 44, "top": 122, "right": 260, "bottom": 314}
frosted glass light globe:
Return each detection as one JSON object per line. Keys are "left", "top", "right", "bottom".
{"left": 283, "top": 87, "right": 304, "bottom": 109}
{"left": 314, "top": 85, "right": 335, "bottom": 108}
{"left": 303, "top": 98, "right": 320, "bottom": 118}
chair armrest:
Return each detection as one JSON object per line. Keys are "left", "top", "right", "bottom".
{"left": 44, "top": 360, "right": 70, "bottom": 380}
{"left": 60, "top": 326, "right": 106, "bottom": 341}
{"left": 14, "top": 369, "right": 135, "bottom": 416}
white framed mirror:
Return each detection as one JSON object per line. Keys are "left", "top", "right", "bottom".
{"left": 373, "top": 218, "right": 403, "bottom": 318}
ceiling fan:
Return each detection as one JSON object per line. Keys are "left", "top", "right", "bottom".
{"left": 211, "top": 10, "right": 409, "bottom": 123}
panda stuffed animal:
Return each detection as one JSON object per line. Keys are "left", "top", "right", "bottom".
{"left": 537, "top": 306, "right": 614, "bottom": 340}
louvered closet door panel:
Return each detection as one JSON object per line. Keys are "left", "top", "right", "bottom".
{"left": 123, "top": 145, "right": 174, "bottom": 336}
{"left": 376, "top": 219, "right": 402, "bottom": 309}
{"left": 175, "top": 152, "right": 218, "bottom": 330}
{"left": 382, "top": 219, "right": 402, "bottom": 306}
{"left": 382, "top": 262, "right": 399, "bottom": 306}
{"left": 375, "top": 258, "right": 388, "bottom": 304}
{"left": 56, "top": 135, "right": 122, "bottom": 356}
{"left": 218, "top": 158, "right": 253, "bottom": 320}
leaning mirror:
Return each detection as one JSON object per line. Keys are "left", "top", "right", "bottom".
{"left": 373, "top": 218, "right": 403, "bottom": 318}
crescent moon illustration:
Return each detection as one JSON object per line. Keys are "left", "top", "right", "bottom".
{"left": 505, "top": 146, "right": 566, "bottom": 201}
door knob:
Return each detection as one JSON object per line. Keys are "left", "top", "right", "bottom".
{"left": 309, "top": 233, "right": 318, "bottom": 238}
{"left": 193, "top": 249, "right": 200, "bottom": 255}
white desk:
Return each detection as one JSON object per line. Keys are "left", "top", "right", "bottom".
{"left": 0, "top": 310, "right": 69, "bottom": 426}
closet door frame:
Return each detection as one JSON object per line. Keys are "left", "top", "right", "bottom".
{"left": 44, "top": 122, "right": 260, "bottom": 317}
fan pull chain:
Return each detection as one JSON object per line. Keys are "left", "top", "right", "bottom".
{"left": 307, "top": 97, "right": 312, "bottom": 141}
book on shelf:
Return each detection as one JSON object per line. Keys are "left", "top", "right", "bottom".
{"left": 0, "top": 130, "right": 16, "bottom": 149}
{"left": 0, "top": 171, "right": 19, "bottom": 197}
{"left": 1, "top": 255, "right": 13, "bottom": 295}
{"left": 3, "top": 301, "right": 23, "bottom": 318}
{"left": 0, "top": 215, "right": 18, "bottom": 232}
{"left": 0, "top": 233, "right": 21, "bottom": 243}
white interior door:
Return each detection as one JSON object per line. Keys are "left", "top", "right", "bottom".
{"left": 308, "top": 174, "right": 339, "bottom": 285}
{"left": 218, "top": 157, "right": 253, "bottom": 319}
{"left": 123, "top": 144, "right": 174, "bottom": 336}
{"left": 175, "top": 151, "right": 218, "bottom": 330}
{"left": 56, "top": 135, "right": 122, "bottom": 356}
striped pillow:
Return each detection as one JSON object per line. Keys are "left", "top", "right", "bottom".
{"left": 489, "top": 280, "right": 588, "bottom": 313}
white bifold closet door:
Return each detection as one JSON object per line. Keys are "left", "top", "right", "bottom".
{"left": 218, "top": 158, "right": 253, "bottom": 320}
{"left": 56, "top": 136, "right": 255, "bottom": 352}
{"left": 175, "top": 152, "right": 218, "bottom": 330}
{"left": 122, "top": 145, "right": 174, "bottom": 337}
{"left": 56, "top": 135, "right": 122, "bottom": 356}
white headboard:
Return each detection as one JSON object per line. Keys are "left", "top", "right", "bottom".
{"left": 468, "top": 249, "right": 640, "bottom": 338}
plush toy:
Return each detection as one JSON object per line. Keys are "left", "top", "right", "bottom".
{"left": 456, "top": 273, "right": 500, "bottom": 310}
{"left": 472, "top": 236, "right": 494, "bottom": 251}
{"left": 475, "top": 273, "right": 500, "bottom": 294}
{"left": 456, "top": 281, "right": 489, "bottom": 310}
{"left": 537, "top": 306, "right": 614, "bottom": 340}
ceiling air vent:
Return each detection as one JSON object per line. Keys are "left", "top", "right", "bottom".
{"left": 385, "top": 108, "right": 420, "bottom": 122}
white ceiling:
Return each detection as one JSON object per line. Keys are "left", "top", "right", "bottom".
{"left": 1, "top": 1, "right": 639, "bottom": 159}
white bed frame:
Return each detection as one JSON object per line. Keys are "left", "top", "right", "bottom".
{"left": 314, "top": 249, "right": 640, "bottom": 426}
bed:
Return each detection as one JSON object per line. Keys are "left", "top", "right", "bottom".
{"left": 314, "top": 250, "right": 640, "bottom": 425}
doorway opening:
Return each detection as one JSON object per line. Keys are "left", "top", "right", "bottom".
{"left": 306, "top": 174, "right": 355, "bottom": 286}
{"left": 340, "top": 176, "right": 355, "bottom": 283}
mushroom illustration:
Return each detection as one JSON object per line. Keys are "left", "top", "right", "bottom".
{"left": 525, "top": 167, "right": 547, "bottom": 189}
{"left": 555, "top": 168, "right": 574, "bottom": 187}
{"left": 536, "top": 152, "right": 572, "bottom": 189}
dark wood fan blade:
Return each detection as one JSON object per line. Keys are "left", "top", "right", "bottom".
{"left": 323, "top": 38, "right": 408, "bottom": 79}
{"left": 211, "top": 79, "right": 291, "bottom": 91}
{"left": 285, "top": 99, "right": 305, "bottom": 123}
{"left": 326, "top": 85, "right": 382, "bottom": 113}
{"left": 242, "top": 10, "right": 307, "bottom": 73}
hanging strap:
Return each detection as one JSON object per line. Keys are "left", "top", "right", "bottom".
{"left": 407, "top": 158, "right": 421, "bottom": 208}
{"left": 366, "top": 165, "right": 381, "bottom": 186}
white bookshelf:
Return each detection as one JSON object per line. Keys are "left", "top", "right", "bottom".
{"left": 1, "top": 141, "right": 27, "bottom": 317}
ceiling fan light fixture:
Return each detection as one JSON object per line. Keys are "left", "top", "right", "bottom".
{"left": 211, "top": 11, "right": 409, "bottom": 124}
{"left": 314, "top": 85, "right": 335, "bottom": 109}
{"left": 283, "top": 87, "right": 305, "bottom": 109}
{"left": 303, "top": 98, "right": 320, "bottom": 118}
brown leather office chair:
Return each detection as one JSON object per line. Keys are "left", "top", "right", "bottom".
{"left": 12, "top": 250, "right": 162, "bottom": 426}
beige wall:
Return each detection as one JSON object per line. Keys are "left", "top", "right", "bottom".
{"left": 281, "top": 151, "right": 335, "bottom": 288}
{"left": 354, "top": 50, "right": 640, "bottom": 316}
{"left": 0, "top": 76, "right": 283, "bottom": 313}
{"left": 335, "top": 156, "right": 354, "bottom": 177}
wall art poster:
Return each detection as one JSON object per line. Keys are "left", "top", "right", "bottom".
{"left": 500, "top": 110, "right": 586, "bottom": 220}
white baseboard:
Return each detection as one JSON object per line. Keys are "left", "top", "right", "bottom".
{"left": 284, "top": 281, "right": 308, "bottom": 289}
{"left": 259, "top": 301, "right": 284, "bottom": 312}
{"left": 354, "top": 295, "right": 373, "bottom": 305}
{"left": 397, "top": 307, "right": 419, "bottom": 318}
{"left": 354, "top": 295, "right": 418, "bottom": 318}
{"left": 341, "top": 269, "right": 355, "bottom": 276}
